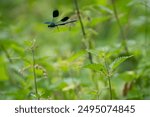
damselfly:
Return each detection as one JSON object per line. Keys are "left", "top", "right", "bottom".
{"left": 44, "top": 10, "right": 77, "bottom": 28}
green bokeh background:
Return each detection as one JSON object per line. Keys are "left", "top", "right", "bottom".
{"left": 0, "top": 0, "right": 150, "bottom": 99}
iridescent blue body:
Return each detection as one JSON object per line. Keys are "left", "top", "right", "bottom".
{"left": 44, "top": 22, "right": 56, "bottom": 28}
{"left": 44, "top": 20, "right": 77, "bottom": 28}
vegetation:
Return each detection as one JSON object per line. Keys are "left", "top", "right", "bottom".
{"left": 0, "top": 0, "right": 150, "bottom": 100}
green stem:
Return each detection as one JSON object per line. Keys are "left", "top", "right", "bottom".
{"left": 31, "top": 49, "right": 39, "bottom": 100}
{"left": 144, "top": 1, "right": 148, "bottom": 52}
{"left": 73, "top": 0, "right": 93, "bottom": 63}
{"left": 111, "top": 0, "right": 129, "bottom": 54}
{"left": 108, "top": 76, "right": 112, "bottom": 100}
{"left": 73, "top": 0, "right": 86, "bottom": 37}
{"left": 104, "top": 57, "right": 112, "bottom": 100}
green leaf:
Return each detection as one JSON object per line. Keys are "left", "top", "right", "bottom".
{"left": 0, "top": 57, "right": 8, "bottom": 81}
{"left": 109, "top": 56, "right": 133, "bottom": 71}
{"left": 68, "top": 50, "right": 86, "bottom": 62}
{"left": 84, "top": 63, "right": 105, "bottom": 72}
{"left": 99, "top": 5, "right": 113, "bottom": 14}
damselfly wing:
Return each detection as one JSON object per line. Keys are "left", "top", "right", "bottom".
{"left": 44, "top": 10, "right": 77, "bottom": 28}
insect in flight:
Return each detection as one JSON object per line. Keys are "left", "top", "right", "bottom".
{"left": 44, "top": 10, "right": 77, "bottom": 28}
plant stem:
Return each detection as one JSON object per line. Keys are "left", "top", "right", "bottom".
{"left": 111, "top": 0, "right": 129, "bottom": 54}
{"left": 108, "top": 76, "right": 112, "bottom": 100}
{"left": 144, "top": 1, "right": 148, "bottom": 52}
{"left": 104, "top": 57, "right": 112, "bottom": 100}
{"left": 73, "top": 0, "right": 93, "bottom": 63}
{"left": 73, "top": 0, "right": 85, "bottom": 37}
{"left": 31, "top": 49, "right": 39, "bottom": 100}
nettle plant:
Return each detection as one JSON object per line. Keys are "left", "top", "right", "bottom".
{"left": 19, "top": 40, "right": 48, "bottom": 100}
{"left": 71, "top": 0, "right": 136, "bottom": 99}
{"left": 84, "top": 49, "right": 132, "bottom": 100}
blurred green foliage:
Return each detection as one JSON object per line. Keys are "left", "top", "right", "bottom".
{"left": 0, "top": 0, "right": 150, "bottom": 99}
